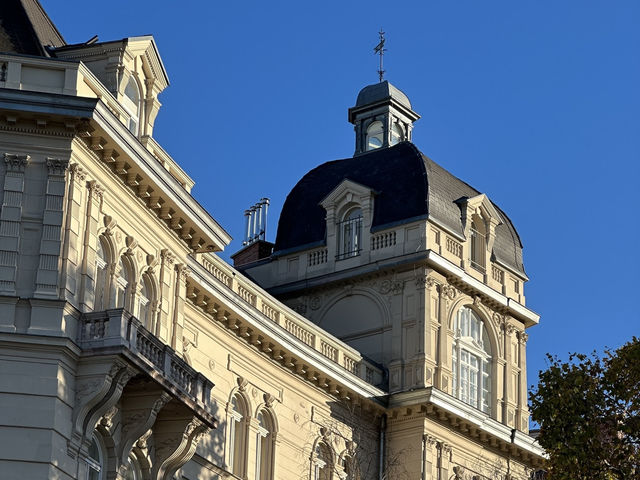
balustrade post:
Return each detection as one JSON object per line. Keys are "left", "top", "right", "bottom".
{"left": 105, "top": 308, "right": 127, "bottom": 345}
{"left": 163, "top": 344, "right": 173, "bottom": 378}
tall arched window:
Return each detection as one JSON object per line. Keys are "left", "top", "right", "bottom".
{"left": 452, "top": 307, "right": 492, "bottom": 414}
{"left": 312, "top": 442, "right": 332, "bottom": 480}
{"left": 365, "top": 121, "right": 383, "bottom": 151}
{"left": 114, "top": 257, "right": 130, "bottom": 309}
{"left": 138, "top": 274, "right": 152, "bottom": 328}
{"left": 122, "top": 76, "right": 141, "bottom": 136}
{"left": 94, "top": 240, "right": 108, "bottom": 310}
{"left": 338, "top": 208, "right": 362, "bottom": 259}
{"left": 228, "top": 394, "right": 249, "bottom": 477}
{"left": 255, "top": 410, "right": 275, "bottom": 480}
{"left": 86, "top": 433, "right": 106, "bottom": 480}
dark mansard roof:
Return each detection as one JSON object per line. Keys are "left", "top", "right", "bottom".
{"left": 0, "top": 0, "right": 65, "bottom": 57}
{"left": 274, "top": 141, "right": 525, "bottom": 276}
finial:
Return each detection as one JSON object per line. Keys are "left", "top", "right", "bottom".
{"left": 373, "top": 29, "right": 386, "bottom": 83}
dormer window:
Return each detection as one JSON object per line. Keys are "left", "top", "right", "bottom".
{"left": 122, "top": 76, "right": 141, "bottom": 136}
{"left": 390, "top": 122, "right": 403, "bottom": 145}
{"left": 470, "top": 217, "right": 486, "bottom": 273}
{"left": 337, "top": 208, "right": 362, "bottom": 259}
{"left": 366, "top": 121, "right": 384, "bottom": 151}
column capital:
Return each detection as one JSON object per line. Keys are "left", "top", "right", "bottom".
{"left": 3, "top": 153, "right": 29, "bottom": 172}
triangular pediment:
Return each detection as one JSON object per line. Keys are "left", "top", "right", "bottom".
{"left": 319, "top": 179, "right": 375, "bottom": 210}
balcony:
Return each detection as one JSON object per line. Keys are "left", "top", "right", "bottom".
{"left": 78, "top": 308, "right": 215, "bottom": 427}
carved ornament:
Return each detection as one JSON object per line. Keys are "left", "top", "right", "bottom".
{"left": 160, "top": 249, "right": 175, "bottom": 266}
{"left": 46, "top": 157, "right": 70, "bottom": 176}
{"left": 70, "top": 163, "right": 87, "bottom": 182}
{"left": 3, "top": 153, "right": 29, "bottom": 172}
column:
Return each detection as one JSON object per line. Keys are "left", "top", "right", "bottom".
{"left": 34, "top": 158, "right": 70, "bottom": 298}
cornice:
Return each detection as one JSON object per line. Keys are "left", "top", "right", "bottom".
{"left": 186, "top": 256, "right": 387, "bottom": 404}
{"left": 388, "top": 387, "right": 546, "bottom": 464}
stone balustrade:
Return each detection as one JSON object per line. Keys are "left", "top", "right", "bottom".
{"left": 78, "top": 309, "right": 213, "bottom": 410}
{"left": 195, "top": 254, "right": 385, "bottom": 387}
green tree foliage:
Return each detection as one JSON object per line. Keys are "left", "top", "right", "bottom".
{"left": 530, "top": 337, "right": 639, "bottom": 480}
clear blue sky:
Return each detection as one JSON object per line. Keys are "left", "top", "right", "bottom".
{"left": 42, "top": 1, "right": 639, "bottom": 392}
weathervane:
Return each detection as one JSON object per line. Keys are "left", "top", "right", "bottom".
{"left": 374, "top": 29, "right": 386, "bottom": 82}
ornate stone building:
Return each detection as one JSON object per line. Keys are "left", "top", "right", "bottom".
{"left": 0, "top": 1, "right": 544, "bottom": 479}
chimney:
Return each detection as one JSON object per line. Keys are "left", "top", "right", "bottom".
{"left": 233, "top": 198, "right": 274, "bottom": 267}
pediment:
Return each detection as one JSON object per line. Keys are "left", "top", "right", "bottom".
{"left": 463, "top": 194, "right": 501, "bottom": 225}
{"left": 319, "top": 179, "right": 375, "bottom": 210}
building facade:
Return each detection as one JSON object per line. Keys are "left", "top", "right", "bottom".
{"left": 0, "top": 1, "right": 544, "bottom": 479}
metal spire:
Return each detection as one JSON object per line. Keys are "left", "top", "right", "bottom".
{"left": 373, "top": 29, "right": 386, "bottom": 83}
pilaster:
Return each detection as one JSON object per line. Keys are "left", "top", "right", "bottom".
{"left": 60, "top": 164, "right": 88, "bottom": 304}
{"left": 0, "top": 153, "right": 29, "bottom": 296}
{"left": 171, "top": 263, "right": 189, "bottom": 353}
{"left": 34, "top": 158, "right": 70, "bottom": 299}
{"left": 516, "top": 331, "right": 529, "bottom": 431}
{"left": 79, "top": 180, "right": 104, "bottom": 311}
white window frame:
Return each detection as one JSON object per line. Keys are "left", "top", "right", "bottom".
{"left": 452, "top": 307, "right": 492, "bottom": 414}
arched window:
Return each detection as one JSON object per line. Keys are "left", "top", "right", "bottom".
{"left": 338, "top": 208, "right": 362, "bottom": 259}
{"left": 312, "top": 442, "right": 332, "bottom": 480}
{"left": 255, "top": 410, "right": 275, "bottom": 480}
{"left": 114, "top": 257, "right": 131, "bottom": 309}
{"left": 94, "top": 239, "right": 108, "bottom": 310}
{"left": 452, "top": 307, "right": 492, "bottom": 414}
{"left": 122, "top": 76, "right": 141, "bottom": 136}
{"left": 86, "top": 433, "right": 106, "bottom": 480}
{"left": 138, "top": 274, "right": 152, "bottom": 328}
{"left": 469, "top": 217, "right": 486, "bottom": 273}
{"left": 390, "top": 122, "right": 404, "bottom": 145}
{"left": 365, "top": 121, "right": 383, "bottom": 151}
{"left": 228, "top": 394, "right": 249, "bottom": 477}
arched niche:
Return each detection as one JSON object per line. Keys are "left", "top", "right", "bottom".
{"left": 319, "top": 289, "right": 388, "bottom": 363}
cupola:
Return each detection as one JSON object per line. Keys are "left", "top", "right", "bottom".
{"left": 348, "top": 80, "right": 420, "bottom": 155}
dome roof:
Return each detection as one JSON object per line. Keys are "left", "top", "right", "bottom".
{"left": 355, "top": 80, "right": 412, "bottom": 110}
{"left": 274, "top": 142, "right": 526, "bottom": 276}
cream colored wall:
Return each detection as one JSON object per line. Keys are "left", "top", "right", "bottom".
{"left": 182, "top": 302, "right": 382, "bottom": 480}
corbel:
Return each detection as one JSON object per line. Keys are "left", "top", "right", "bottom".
{"left": 90, "top": 136, "right": 106, "bottom": 151}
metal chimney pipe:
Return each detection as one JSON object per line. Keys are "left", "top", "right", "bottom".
{"left": 250, "top": 205, "right": 258, "bottom": 242}
{"left": 255, "top": 202, "right": 263, "bottom": 241}
{"left": 243, "top": 209, "right": 251, "bottom": 245}
{"left": 260, "top": 198, "right": 270, "bottom": 240}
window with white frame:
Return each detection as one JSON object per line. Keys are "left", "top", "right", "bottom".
{"left": 94, "top": 240, "right": 108, "bottom": 310}
{"left": 228, "top": 394, "right": 248, "bottom": 477}
{"left": 138, "top": 274, "right": 152, "bottom": 328}
{"left": 452, "top": 307, "right": 492, "bottom": 414}
{"left": 114, "top": 257, "right": 130, "bottom": 309}
{"left": 122, "top": 76, "right": 141, "bottom": 136}
{"left": 255, "top": 410, "right": 274, "bottom": 480}
{"left": 337, "top": 208, "right": 362, "bottom": 260}
{"left": 390, "top": 122, "right": 404, "bottom": 145}
{"left": 365, "top": 121, "right": 384, "bottom": 151}
{"left": 313, "top": 442, "right": 331, "bottom": 480}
